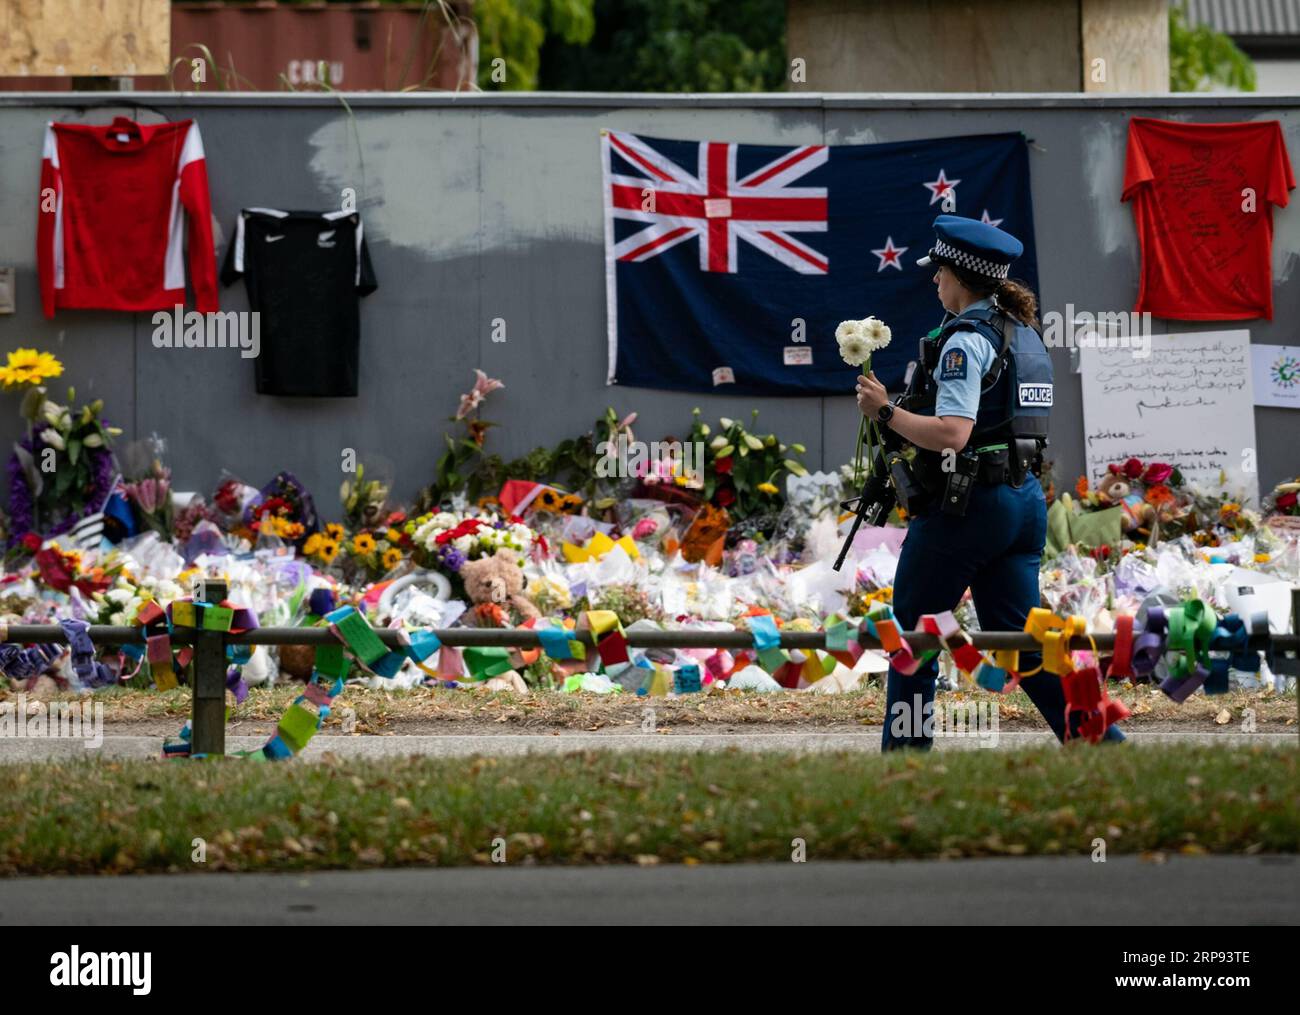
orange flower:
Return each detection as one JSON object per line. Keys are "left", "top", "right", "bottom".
{"left": 1144, "top": 484, "right": 1175, "bottom": 507}
{"left": 1075, "top": 475, "right": 1089, "bottom": 497}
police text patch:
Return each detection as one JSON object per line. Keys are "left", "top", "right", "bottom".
{"left": 1018, "top": 383, "right": 1053, "bottom": 407}
{"left": 938, "top": 348, "right": 966, "bottom": 381}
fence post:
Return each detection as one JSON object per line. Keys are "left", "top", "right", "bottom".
{"left": 190, "top": 578, "right": 228, "bottom": 756}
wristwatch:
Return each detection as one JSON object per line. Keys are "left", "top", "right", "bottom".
{"left": 877, "top": 403, "right": 895, "bottom": 424}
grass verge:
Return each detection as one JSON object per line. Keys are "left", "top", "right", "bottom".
{"left": 0, "top": 744, "right": 1294, "bottom": 874}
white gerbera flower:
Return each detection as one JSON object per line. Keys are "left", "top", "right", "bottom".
{"left": 835, "top": 319, "right": 864, "bottom": 343}
{"left": 838, "top": 334, "right": 870, "bottom": 367}
{"left": 861, "top": 317, "right": 893, "bottom": 351}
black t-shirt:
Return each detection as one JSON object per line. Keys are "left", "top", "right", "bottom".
{"left": 221, "top": 209, "right": 378, "bottom": 396}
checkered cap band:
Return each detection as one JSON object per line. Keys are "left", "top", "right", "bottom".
{"left": 933, "top": 237, "right": 1010, "bottom": 279}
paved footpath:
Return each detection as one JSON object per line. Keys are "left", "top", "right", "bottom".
{"left": 0, "top": 729, "right": 1294, "bottom": 762}
{"left": 0, "top": 856, "right": 1295, "bottom": 925}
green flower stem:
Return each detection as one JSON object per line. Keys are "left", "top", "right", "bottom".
{"left": 852, "top": 357, "right": 875, "bottom": 485}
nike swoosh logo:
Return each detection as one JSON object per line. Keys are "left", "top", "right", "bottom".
{"left": 265, "top": 234, "right": 285, "bottom": 243}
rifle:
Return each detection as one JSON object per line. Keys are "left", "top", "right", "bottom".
{"left": 832, "top": 398, "right": 923, "bottom": 573}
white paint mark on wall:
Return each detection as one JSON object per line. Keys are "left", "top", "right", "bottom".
{"left": 307, "top": 109, "right": 823, "bottom": 259}
{"left": 307, "top": 111, "right": 481, "bottom": 257}
{"left": 826, "top": 126, "right": 878, "bottom": 145}
{"left": 1082, "top": 119, "right": 1132, "bottom": 258}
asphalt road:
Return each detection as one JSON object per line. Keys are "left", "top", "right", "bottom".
{"left": 1, "top": 856, "right": 1295, "bottom": 925}
{"left": 0, "top": 730, "right": 1295, "bottom": 761}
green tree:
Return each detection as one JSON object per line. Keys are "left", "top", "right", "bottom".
{"left": 476, "top": 0, "right": 596, "bottom": 90}
{"left": 1169, "top": 5, "right": 1255, "bottom": 92}
{"left": 539, "top": 0, "right": 786, "bottom": 93}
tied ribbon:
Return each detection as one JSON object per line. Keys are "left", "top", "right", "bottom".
{"left": 1105, "top": 614, "right": 1135, "bottom": 681}
{"left": 535, "top": 620, "right": 585, "bottom": 662}
{"left": 1131, "top": 606, "right": 1167, "bottom": 679}
{"left": 1159, "top": 598, "right": 1216, "bottom": 702}
{"left": 0, "top": 641, "right": 63, "bottom": 680}
{"left": 745, "top": 612, "right": 790, "bottom": 674}
{"left": 59, "top": 619, "right": 113, "bottom": 689}
{"left": 858, "top": 603, "right": 919, "bottom": 673}
{"left": 579, "top": 610, "right": 630, "bottom": 671}
{"left": 1061, "top": 664, "right": 1131, "bottom": 743}
{"left": 1024, "top": 608, "right": 1088, "bottom": 676}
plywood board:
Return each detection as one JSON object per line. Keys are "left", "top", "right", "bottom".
{"left": 1081, "top": 0, "right": 1168, "bottom": 92}
{"left": 0, "top": 0, "right": 170, "bottom": 77}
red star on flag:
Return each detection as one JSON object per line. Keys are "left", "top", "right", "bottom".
{"left": 980, "top": 209, "right": 1003, "bottom": 227}
{"left": 923, "top": 169, "right": 961, "bottom": 206}
{"left": 871, "top": 236, "right": 908, "bottom": 272}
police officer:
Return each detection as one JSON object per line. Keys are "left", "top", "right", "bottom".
{"left": 855, "top": 215, "right": 1126, "bottom": 750}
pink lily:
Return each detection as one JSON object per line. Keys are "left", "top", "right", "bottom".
{"left": 456, "top": 369, "right": 505, "bottom": 420}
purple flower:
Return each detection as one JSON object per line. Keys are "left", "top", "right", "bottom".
{"left": 5, "top": 423, "right": 117, "bottom": 547}
{"left": 441, "top": 547, "right": 467, "bottom": 572}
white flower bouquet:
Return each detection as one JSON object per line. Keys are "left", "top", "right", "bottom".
{"left": 836, "top": 317, "right": 893, "bottom": 484}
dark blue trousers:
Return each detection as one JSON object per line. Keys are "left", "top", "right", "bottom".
{"left": 881, "top": 473, "right": 1125, "bottom": 750}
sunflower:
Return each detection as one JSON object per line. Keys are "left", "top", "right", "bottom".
{"left": 385, "top": 527, "right": 403, "bottom": 543}
{"left": 560, "top": 494, "right": 582, "bottom": 512}
{"left": 351, "top": 532, "right": 377, "bottom": 555}
{"left": 536, "top": 488, "right": 561, "bottom": 511}
{"left": 325, "top": 522, "right": 345, "bottom": 541}
{"left": 318, "top": 538, "right": 340, "bottom": 564}
{"left": 0, "top": 348, "right": 63, "bottom": 390}
{"left": 303, "top": 532, "right": 324, "bottom": 556}
{"left": 381, "top": 547, "right": 403, "bottom": 571}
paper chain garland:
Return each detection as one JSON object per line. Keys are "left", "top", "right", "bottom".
{"left": 158, "top": 595, "right": 1282, "bottom": 750}
{"left": 160, "top": 596, "right": 441, "bottom": 761}
{"left": 0, "top": 591, "right": 1276, "bottom": 755}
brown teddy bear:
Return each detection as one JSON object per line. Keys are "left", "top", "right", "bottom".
{"left": 459, "top": 548, "right": 542, "bottom": 627}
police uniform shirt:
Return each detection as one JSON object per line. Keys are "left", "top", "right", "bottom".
{"left": 934, "top": 297, "right": 997, "bottom": 420}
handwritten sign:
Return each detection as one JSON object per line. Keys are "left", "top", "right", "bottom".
{"left": 1080, "top": 329, "right": 1258, "bottom": 505}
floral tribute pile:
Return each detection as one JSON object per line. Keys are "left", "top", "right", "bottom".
{"left": 0, "top": 353, "right": 1295, "bottom": 717}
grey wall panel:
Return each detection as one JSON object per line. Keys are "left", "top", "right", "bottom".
{"left": 0, "top": 93, "right": 1296, "bottom": 517}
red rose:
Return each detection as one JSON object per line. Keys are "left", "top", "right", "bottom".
{"left": 1278, "top": 491, "right": 1298, "bottom": 509}
{"left": 716, "top": 486, "right": 736, "bottom": 508}
{"left": 1107, "top": 463, "right": 1121, "bottom": 475}
{"left": 21, "top": 532, "right": 42, "bottom": 552}
{"left": 715, "top": 456, "right": 733, "bottom": 475}
{"left": 1143, "top": 462, "right": 1173, "bottom": 484}
{"left": 1122, "top": 458, "right": 1144, "bottom": 479}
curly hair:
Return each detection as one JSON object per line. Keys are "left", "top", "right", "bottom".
{"left": 949, "top": 263, "right": 1040, "bottom": 330}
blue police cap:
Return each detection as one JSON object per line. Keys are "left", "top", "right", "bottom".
{"left": 916, "top": 214, "right": 1023, "bottom": 279}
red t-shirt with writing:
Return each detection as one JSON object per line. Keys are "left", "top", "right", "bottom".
{"left": 1122, "top": 117, "right": 1294, "bottom": 320}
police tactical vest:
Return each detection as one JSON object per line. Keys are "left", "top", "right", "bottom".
{"left": 902, "top": 305, "right": 1053, "bottom": 477}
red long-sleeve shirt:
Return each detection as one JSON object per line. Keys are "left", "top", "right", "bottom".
{"left": 38, "top": 116, "right": 218, "bottom": 318}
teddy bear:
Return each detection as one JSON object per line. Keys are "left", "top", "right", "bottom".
{"left": 458, "top": 548, "right": 542, "bottom": 627}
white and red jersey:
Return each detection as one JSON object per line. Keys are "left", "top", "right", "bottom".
{"left": 38, "top": 116, "right": 218, "bottom": 318}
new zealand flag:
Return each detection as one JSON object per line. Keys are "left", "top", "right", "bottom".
{"left": 603, "top": 129, "right": 1038, "bottom": 394}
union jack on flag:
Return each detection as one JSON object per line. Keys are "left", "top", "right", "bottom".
{"left": 606, "top": 130, "right": 829, "bottom": 275}
{"left": 602, "top": 129, "right": 1037, "bottom": 395}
